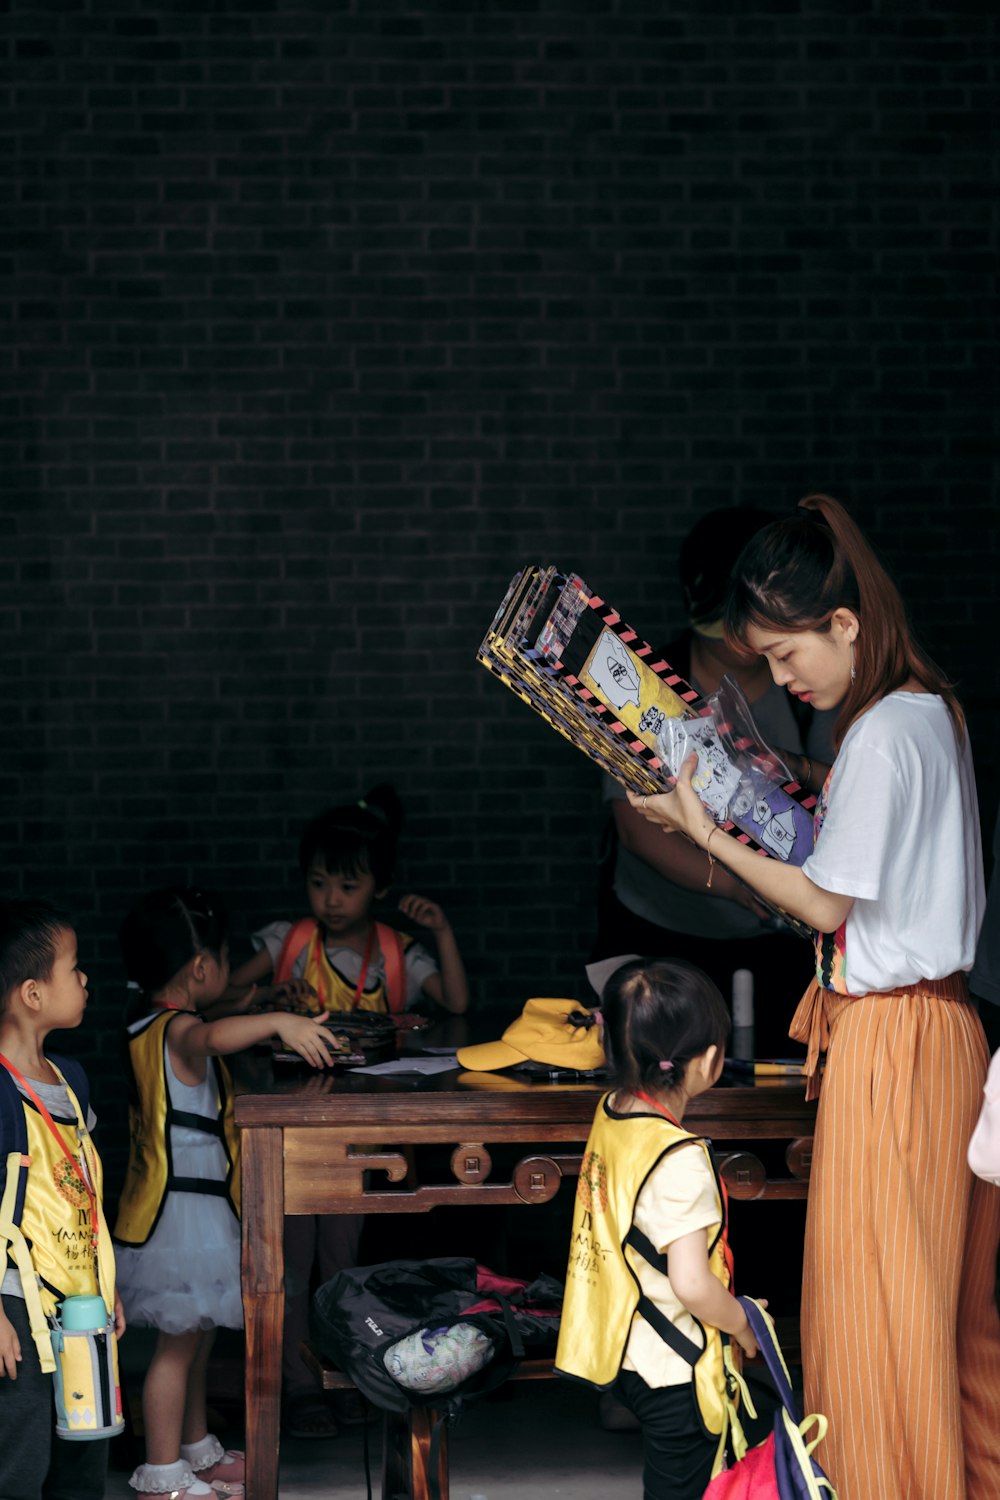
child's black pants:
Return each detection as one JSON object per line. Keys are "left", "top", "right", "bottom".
{"left": 615, "top": 1369, "right": 718, "bottom": 1500}
{"left": 0, "top": 1297, "right": 109, "bottom": 1500}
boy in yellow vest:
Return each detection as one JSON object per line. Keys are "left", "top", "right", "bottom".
{"left": 224, "top": 784, "right": 469, "bottom": 1436}
{"left": 0, "top": 898, "right": 125, "bottom": 1500}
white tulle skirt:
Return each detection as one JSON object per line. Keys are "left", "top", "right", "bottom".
{"left": 115, "top": 1126, "right": 244, "bottom": 1335}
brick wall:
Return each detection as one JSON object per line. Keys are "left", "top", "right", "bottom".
{"left": 4, "top": 2, "right": 999, "bottom": 1177}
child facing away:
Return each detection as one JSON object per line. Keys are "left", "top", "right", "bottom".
{"left": 225, "top": 782, "right": 469, "bottom": 1019}
{"left": 113, "top": 886, "right": 335, "bottom": 1500}
{"left": 223, "top": 783, "right": 470, "bottom": 1438}
{"left": 0, "top": 897, "right": 126, "bottom": 1500}
{"left": 555, "top": 958, "right": 762, "bottom": 1500}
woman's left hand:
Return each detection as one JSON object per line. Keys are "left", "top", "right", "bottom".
{"left": 627, "top": 753, "right": 716, "bottom": 847}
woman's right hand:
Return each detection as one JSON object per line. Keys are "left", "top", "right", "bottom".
{"left": 627, "top": 753, "right": 717, "bottom": 848}
{"left": 273, "top": 1012, "right": 337, "bottom": 1068}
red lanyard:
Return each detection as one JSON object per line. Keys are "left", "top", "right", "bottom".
{"left": 347, "top": 925, "right": 376, "bottom": 1007}
{"left": 634, "top": 1087, "right": 735, "bottom": 1288}
{"left": 0, "top": 1053, "right": 101, "bottom": 1257}
{"left": 634, "top": 1088, "right": 682, "bottom": 1126}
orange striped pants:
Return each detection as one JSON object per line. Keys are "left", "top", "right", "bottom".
{"left": 791, "top": 976, "right": 1000, "bottom": 1500}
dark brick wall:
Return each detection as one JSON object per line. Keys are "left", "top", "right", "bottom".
{"left": 4, "top": 2, "right": 999, "bottom": 1176}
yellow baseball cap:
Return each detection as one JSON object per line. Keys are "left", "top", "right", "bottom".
{"left": 456, "top": 998, "right": 606, "bottom": 1073}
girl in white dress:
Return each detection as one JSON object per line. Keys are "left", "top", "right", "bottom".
{"left": 114, "top": 887, "right": 334, "bottom": 1500}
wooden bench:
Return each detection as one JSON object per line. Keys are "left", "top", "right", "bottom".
{"left": 301, "top": 1343, "right": 558, "bottom": 1500}
{"left": 301, "top": 1315, "right": 802, "bottom": 1500}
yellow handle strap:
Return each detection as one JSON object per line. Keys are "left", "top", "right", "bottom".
{"left": 0, "top": 1150, "right": 55, "bottom": 1374}
{"left": 720, "top": 1342, "right": 755, "bottom": 1466}
{"left": 780, "top": 1408, "right": 840, "bottom": 1500}
{"left": 799, "top": 1411, "right": 830, "bottom": 1459}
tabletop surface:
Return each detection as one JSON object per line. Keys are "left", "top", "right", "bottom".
{"left": 233, "top": 1014, "right": 815, "bottom": 1133}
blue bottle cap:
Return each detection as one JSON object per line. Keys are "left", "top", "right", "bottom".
{"left": 59, "top": 1294, "right": 107, "bottom": 1331}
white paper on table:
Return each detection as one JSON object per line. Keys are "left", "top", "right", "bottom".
{"left": 348, "top": 1056, "right": 460, "bottom": 1076}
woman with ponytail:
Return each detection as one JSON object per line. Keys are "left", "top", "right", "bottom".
{"left": 630, "top": 496, "right": 1000, "bottom": 1500}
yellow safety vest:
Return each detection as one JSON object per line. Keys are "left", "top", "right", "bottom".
{"left": 113, "top": 1011, "right": 240, "bottom": 1248}
{"left": 275, "top": 918, "right": 412, "bottom": 1014}
{"left": 0, "top": 1064, "right": 116, "bottom": 1373}
{"left": 555, "top": 1093, "right": 744, "bottom": 1473}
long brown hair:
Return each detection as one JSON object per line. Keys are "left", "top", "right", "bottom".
{"left": 723, "top": 494, "right": 963, "bottom": 747}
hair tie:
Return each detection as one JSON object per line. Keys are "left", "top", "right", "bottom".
{"left": 658, "top": 1058, "right": 675, "bottom": 1074}
{"left": 358, "top": 798, "right": 390, "bottom": 825}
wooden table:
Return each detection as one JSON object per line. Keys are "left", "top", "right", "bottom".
{"left": 235, "top": 1042, "right": 817, "bottom": 1500}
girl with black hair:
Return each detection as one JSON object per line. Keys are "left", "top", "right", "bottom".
{"left": 556, "top": 958, "right": 764, "bottom": 1500}
{"left": 114, "top": 886, "right": 333, "bottom": 1500}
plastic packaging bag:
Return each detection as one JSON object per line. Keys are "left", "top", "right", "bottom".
{"left": 384, "top": 1322, "right": 496, "bottom": 1394}
{"left": 657, "top": 676, "right": 814, "bottom": 868}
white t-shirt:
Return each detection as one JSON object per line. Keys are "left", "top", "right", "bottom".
{"left": 623, "top": 1141, "right": 722, "bottom": 1387}
{"left": 802, "top": 692, "right": 985, "bottom": 996}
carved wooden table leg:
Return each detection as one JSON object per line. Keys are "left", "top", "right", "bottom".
{"left": 381, "top": 1406, "right": 448, "bottom": 1500}
{"left": 242, "top": 1126, "right": 284, "bottom": 1500}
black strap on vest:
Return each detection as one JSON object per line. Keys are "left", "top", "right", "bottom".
{"left": 170, "top": 1109, "right": 225, "bottom": 1136}
{"left": 168, "top": 1177, "right": 232, "bottom": 1199}
{"left": 625, "top": 1225, "right": 704, "bottom": 1368}
{"left": 165, "top": 1102, "right": 229, "bottom": 1197}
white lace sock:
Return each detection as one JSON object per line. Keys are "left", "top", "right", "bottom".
{"left": 180, "top": 1433, "right": 226, "bottom": 1472}
{"left": 128, "top": 1457, "right": 213, "bottom": 1494}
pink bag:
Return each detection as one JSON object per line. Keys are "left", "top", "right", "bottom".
{"left": 704, "top": 1432, "right": 781, "bottom": 1497}
{"left": 968, "top": 1048, "right": 1000, "bottom": 1187}
{"left": 703, "top": 1299, "right": 836, "bottom": 1500}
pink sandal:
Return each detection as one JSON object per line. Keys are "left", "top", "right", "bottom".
{"left": 197, "top": 1448, "right": 245, "bottom": 1495}
{"left": 135, "top": 1492, "right": 212, "bottom": 1499}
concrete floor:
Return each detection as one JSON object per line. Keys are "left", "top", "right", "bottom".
{"left": 105, "top": 1380, "right": 644, "bottom": 1498}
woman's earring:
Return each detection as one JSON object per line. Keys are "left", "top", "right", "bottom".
{"left": 850, "top": 639, "right": 856, "bottom": 683}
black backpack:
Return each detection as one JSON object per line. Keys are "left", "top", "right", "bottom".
{"left": 310, "top": 1257, "right": 562, "bottom": 1419}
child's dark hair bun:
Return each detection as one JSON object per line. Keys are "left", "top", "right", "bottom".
{"left": 119, "top": 886, "right": 229, "bottom": 997}
{"left": 357, "top": 782, "right": 404, "bottom": 839}
{"left": 298, "top": 782, "right": 404, "bottom": 887}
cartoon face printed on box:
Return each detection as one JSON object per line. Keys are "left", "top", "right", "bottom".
{"left": 753, "top": 797, "right": 798, "bottom": 859}
{"left": 730, "top": 769, "right": 812, "bottom": 865}
{"left": 588, "top": 632, "right": 641, "bottom": 711}
{"left": 579, "top": 627, "right": 691, "bottom": 751}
